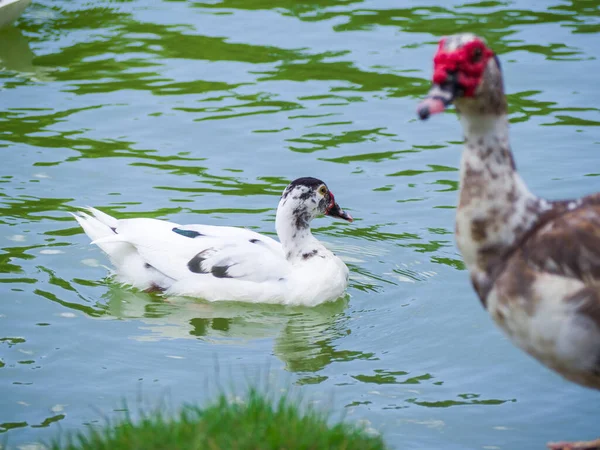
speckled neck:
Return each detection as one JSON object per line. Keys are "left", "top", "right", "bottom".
{"left": 275, "top": 199, "right": 325, "bottom": 263}
{"left": 455, "top": 112, "right": 542, "bottom": 278}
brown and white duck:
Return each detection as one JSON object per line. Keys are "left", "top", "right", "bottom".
{"left": 417, "top": 33, "right": 600, "bottom": 450}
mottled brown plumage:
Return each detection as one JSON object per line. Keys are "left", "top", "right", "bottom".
{"left": 418, "top": 33, "right": 600, "bottom": 449}
{"left": 488, "top": 195, "right": 600, "bottom": 390}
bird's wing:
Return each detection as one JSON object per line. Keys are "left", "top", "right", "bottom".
{"left": 525, "top": 198, "right": 600, "bottom": 286}
{"left": 93, "top": 218, "right": 289, "bottom": 283}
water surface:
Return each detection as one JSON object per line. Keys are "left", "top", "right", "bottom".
{"left": 1, "top": 0, "right": 599, "bottom": 448}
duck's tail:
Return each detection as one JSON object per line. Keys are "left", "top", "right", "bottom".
{"left": 71, "top": 207, "right": 123, "bottom": 256}
{"left": 71, "top": 207, "right": 173, "bottom": 290}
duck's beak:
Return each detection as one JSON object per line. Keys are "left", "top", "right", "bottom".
{"left": 325, "top": 192, "right": 353, "bottom": 222}
{"left": 416, "top": 78, "right": 458, "bottom": 120}
{"left": 326, "top": 202, "right": 353, "bottom": 222}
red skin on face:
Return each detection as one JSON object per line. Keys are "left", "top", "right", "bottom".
{"left": 432, "top": 38, "right": 495, "bottom": 97}
{"left": 417, "top": 37, "right": 496, "bottom": 119}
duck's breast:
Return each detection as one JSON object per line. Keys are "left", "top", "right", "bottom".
{"left": 284, "top": 254, "right": 349, "bottom": 306}
{"left": 488, "top": 256, "right": 600, "bottom": 389}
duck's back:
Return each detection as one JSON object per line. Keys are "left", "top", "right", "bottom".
{"left": 74, "top": 209, "right": 289, "bottom": 290}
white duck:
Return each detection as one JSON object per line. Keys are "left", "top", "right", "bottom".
{"left": 72, "top": 177, "right": 353, "bottom": 306}
{"left": 418, "top": 33, "right": 600, "bottom": 449}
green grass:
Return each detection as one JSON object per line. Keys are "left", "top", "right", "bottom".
{"left": 51, "top": 389, "right": 387, "bottom": 450}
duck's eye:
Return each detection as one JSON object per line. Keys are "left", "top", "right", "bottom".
{"left": 471, "top": 46, "right": 483, "bottom": 63}
{"left": 318, "top": 185, "right": 327, "bottom": 195}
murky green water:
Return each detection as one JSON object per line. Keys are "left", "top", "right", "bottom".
{"left": 1, "top": 0, "right": 599, "bottom": 448}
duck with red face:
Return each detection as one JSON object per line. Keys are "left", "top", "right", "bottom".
{"left": 418, "top": 33, "right": 600, "bottom": 450}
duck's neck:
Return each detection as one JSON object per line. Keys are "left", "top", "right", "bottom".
{"left": 455, "top": 112, "right": 543, "bottom": 276}
{"left": 275, "top": 209, "right": 324, "bottom": 262}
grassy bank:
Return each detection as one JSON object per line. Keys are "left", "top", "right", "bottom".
{"left": 52, "top": 389, "right": 387, "bottom": 450}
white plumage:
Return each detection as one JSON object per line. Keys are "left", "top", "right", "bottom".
{"left": 72, "top": 177, "right": 353, "bottom": 306}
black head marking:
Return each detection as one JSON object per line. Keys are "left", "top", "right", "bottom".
{"left": 317, "top": 194, "right": 331, "bottom": 213}
{"left": 188, "top": 251, "right": 210, "bottom": 274}
{"left": 173, "top": 227, "right": 204, "bottom": 239}
{"left": 288, "top": 177, "right": 325, "bottom": 190}
{"left": 282, "top": 177, "right": 326, "bottom": 200}
{"left": 298, "top": 190, "right": 313, "bottom": 201}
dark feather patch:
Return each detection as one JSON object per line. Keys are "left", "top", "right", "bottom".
{"left": 292, "top": 206, "right": 310, "bottom": 229}
{"left": 188, "top": 251, "right": 210, "bottom": 274}
{"left": 211, "top": 265, "right": 233, "bottom": 279}
{"left": 302, "top": 249, "right": 318, "bottom": 260}
{"left": 173, "top": 227, "right": 203, "bottom": 239}
{"left": 249, "top": 239, "right": 261, "bottom": 244}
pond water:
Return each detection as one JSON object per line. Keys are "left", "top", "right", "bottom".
{"left": 1, "top": 0, "right": 599, "bottom": 448}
